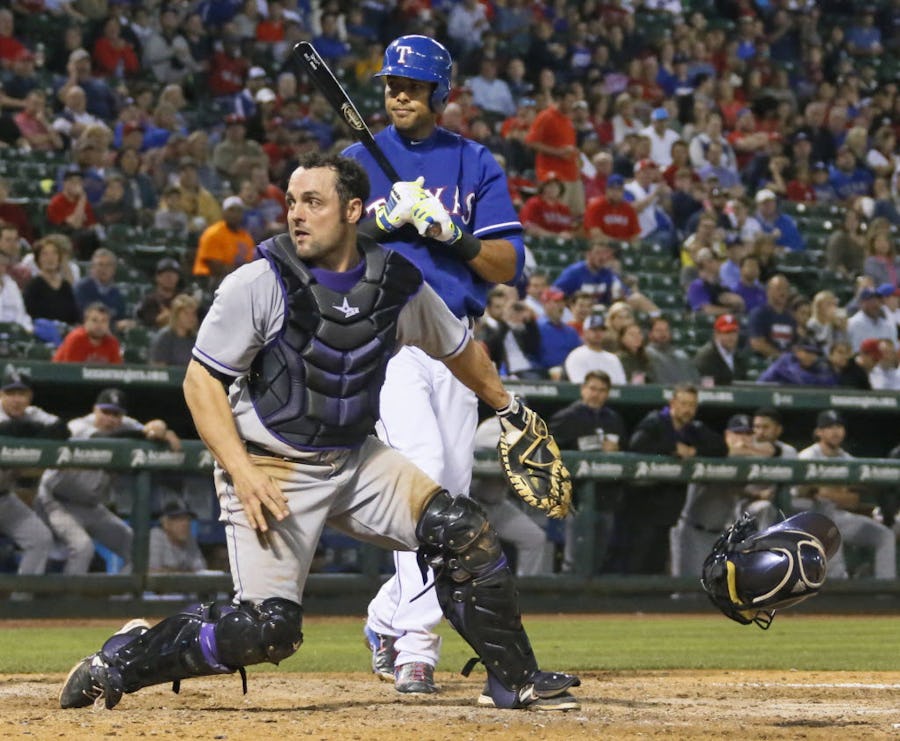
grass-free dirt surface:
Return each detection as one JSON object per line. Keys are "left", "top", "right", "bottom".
{"left": 4, "top": 669, "right": 900, "bottom": 740}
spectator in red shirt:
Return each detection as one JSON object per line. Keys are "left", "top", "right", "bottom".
{"left": 786, "top": 163, "right": 816, "bottom": 203}
{"left": 0, "top": 9, "right": 26, "bottom": 68}
{"left": 0, "top": 177, "right": 34, "bottom": 243}
{"left": 583, "top": 150, "right": 613, "bottom": 203}
{"left": 727, "top": 108, "right": 772, "bottom": 172}
{"left": 519, "top": 175, "right": 576, "bottom": 238}
{"left": 46, "top": 167, "right": 99, "bottom": 260}
{"left": 14, "top": 89, "right": 63, "bottom": 152}
{"left": 53, "top": 302, "right": 122, "bottom": 364}
{"left": 208, "top": 36, "right": 248, "bottom": 98}
{"left": 500, "top": 97, "right": 537, "bottom": 174}
{"left": 583, "top": 174, "right": 640, "bottom": 244}
{"left": 662, "top": 140, "right": 700, "bottom": 189}
{"left": 525, "top": 85, "right": 584, "bottom": 217}
{"left": 92, "top": 16, "right": 140, "bottom": 78}
{"left": 256, "top": 1, "right": 287, "bottom": 43}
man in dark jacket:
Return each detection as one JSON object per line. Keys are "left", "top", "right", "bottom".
{"left": 836, "top": 337, "right": 880, "bottom": 390}
{"left": 549, "top": 371, "right": 627, "bottom": 574}
{"left": 693, "top": 313, "right": 750, "bottom": 385}
{"left": 623, "top": 383, "right": 728, "bottom": 574}
{"left": 477, "top": 286, "right": 543, "bottom": 379}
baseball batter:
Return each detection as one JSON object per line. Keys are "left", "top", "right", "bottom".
{"left": 343, "top": 34, "right": 526, "bottom": 694}
{"left": 59, "top": 153, "right": 579, "bottom": 712}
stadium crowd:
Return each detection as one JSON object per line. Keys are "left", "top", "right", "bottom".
{"left": 0, "top": 0, "right": 899, "bottom": 580}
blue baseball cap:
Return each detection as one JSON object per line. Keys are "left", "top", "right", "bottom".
{"left": 607, "top": 173, "right": 625, "bottom": 188}
{"left": 859, "top": 287, "right": 882, "bottom": 301}
{"left": 651, "top": 107, "right": 669, "bottom": 121}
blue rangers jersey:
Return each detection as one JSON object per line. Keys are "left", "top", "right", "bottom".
{"left": 344, "top": 125, "right": 525, "bottom": 318}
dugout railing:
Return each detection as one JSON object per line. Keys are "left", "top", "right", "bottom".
{"left": 1, "top": 438, "right": 899, "bottom": 618}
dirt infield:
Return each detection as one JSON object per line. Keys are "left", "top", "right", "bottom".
{"left": 3, "top": 669, "right": 900, "bottom": 739}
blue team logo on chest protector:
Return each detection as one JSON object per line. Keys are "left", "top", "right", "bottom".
{"left": 248, "top": 235, "right": 423, "bottom": 449}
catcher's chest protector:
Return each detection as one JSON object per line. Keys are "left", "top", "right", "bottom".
{"left": 250, "top": 234, "right": 422, "bottom": 448}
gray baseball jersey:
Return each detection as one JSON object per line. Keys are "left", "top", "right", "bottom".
{"left": 36, "top": 412, "right": 144, "bottom": 575}
{"left": 193, "top": 258, "right": 469, "bottom": 459}
{"left": 39, "top": 413, "right": 143, "bottom": 507}
{"left": 0, "top": 404, "right": 62, "bottom": 578}
{"left": 797, "top": 443, "right": 896, "bottom": 579}
{"left": 148, "top": 527, "right": 207, "bottom": 573}
{"left": 192, "top": 253, "right": 469, "bottom": 604}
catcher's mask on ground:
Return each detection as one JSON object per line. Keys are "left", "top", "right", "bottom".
{"left": 700, "top": 512, "right": 840, "bottom": 629}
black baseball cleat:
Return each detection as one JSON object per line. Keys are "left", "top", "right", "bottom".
{"left": 59, "top": 653, "right": 123, "bottom": 710}
{"left": 59, "top": 619, "right": 149, "bottom": 710}
{"left": 477, "top": 671, "right": 581, "bottom": 711}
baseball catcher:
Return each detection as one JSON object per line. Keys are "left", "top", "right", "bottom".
{"left": 498, "top": 397, "right": 573, "bottom": 519}
{"left": 701, "top": 511, "right": 840, "bottom": 629}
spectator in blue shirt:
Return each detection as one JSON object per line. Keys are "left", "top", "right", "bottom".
{"left": 685, "top": 249, "right": 744, "bottom": 317}
{"left": 811, "top": 161, "right": 840, "bottom": 203}
{"left": 828, "top": 146, "right": 874, "bottom": 205}
{"left": 754, "top": 189, "right": 805, "bottom": 252}
{"left": 757, "top": 341, "right": 837, "bottom": 386}
{"left": 552, "top": 239, "right": 657, "bottom": 316}
{"left": 312, "top": 12, "right": 351, "bottom": 70}
{"left": 748, "top": 274, "right": 797, "bottom": 359}
{"left": 232, "top": 66, "right": 268, "bottom": 120}
{"left": 733, "top": 255, "right": 768, "bottom": 314}
{"left": 846, "top": 10, "right": 883, "bottom": 57}
{"left": 536, "top": 287, "right": 582, "bottom": 375}
{"left": 73, "top": 248, "right": 129, "bottom": 330}
{"left": 718, "top": 238, "right": 745, "bottom": 291}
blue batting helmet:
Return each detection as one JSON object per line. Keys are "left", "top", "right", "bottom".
{"left": 701, "top": 512, "right": 840, "bottom": 629}
{"left": 375, "top": 35, "right": 452, "bottom": 112}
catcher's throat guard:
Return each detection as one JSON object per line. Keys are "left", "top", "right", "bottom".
{"left": 701, "top": 512, "right": 840, "bottom": 629}
{"left": 497, "top": 398, "right": 573, "bottom": 518}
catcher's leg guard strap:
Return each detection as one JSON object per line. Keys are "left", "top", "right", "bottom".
{"left": 103, "top": 598, "right": 303, "bottom": 695}
{"left": 416, "top": 490, "right": 538, "bottom": 694}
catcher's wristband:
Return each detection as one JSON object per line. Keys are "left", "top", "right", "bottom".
{"left": 358, "top": 217, "right": 392, "bottom": 243}
{"left": 495, "top": 393, "right": 519, "bottom": 417}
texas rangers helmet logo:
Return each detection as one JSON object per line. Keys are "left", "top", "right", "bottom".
{"left": 395, "top": 45, "right": 413, "bottom": 64}
{"left": 333, "top": 297, "right": 359, "bottom": 318}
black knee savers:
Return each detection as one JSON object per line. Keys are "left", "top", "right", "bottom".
{"left": 416, "top": 490, "right": 538, "bottom": 692}
{"left": 104, "top": 598, "right": 304, "bottom": 696}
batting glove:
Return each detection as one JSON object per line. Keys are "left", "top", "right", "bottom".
{"left": 409, "top": 192, "right": 482, "bottom": 259}
{"left": 374, "top": 176, "right": 428, "bottom": 232}
{"left": 408, "top": 190, "right": 461, "bottom": 242}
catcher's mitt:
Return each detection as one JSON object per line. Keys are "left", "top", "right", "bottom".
{"left": 497, "top": 398, "right": 573, "bottom": 518}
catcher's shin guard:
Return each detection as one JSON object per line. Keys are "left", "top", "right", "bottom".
{"left": 416, "top": 490, "right": 538, "bottom": 699}
{"left": 102, "top": 598, "right": 303, "bottom": 696}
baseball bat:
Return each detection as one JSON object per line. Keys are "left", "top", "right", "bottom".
{"left": 293, "top": 41, "right": 400, "bottom": 182}
{"left": 291, "top": 41, "right": 442, "bottom": 239}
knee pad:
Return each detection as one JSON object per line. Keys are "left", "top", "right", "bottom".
{"left": 416, "top": 490, "right": 504, "bottom": 579}
{"left": 416, "top": 490, "right": 537, "bottom": 692}
{"left": 216, "top": 598, "right": 304, "bottom": 667}
{"left": 105, "top": 598, "right": 303, "bottom": 696}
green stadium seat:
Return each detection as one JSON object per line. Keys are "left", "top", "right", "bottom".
{"left": 642, "top": 273, "right": 677, "bottom": 290}
{"left": 638, "top": 255, "right": 677, "bottom": 273}
{"left": 23, "top": 342, "right": 54, "bottom": 361}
